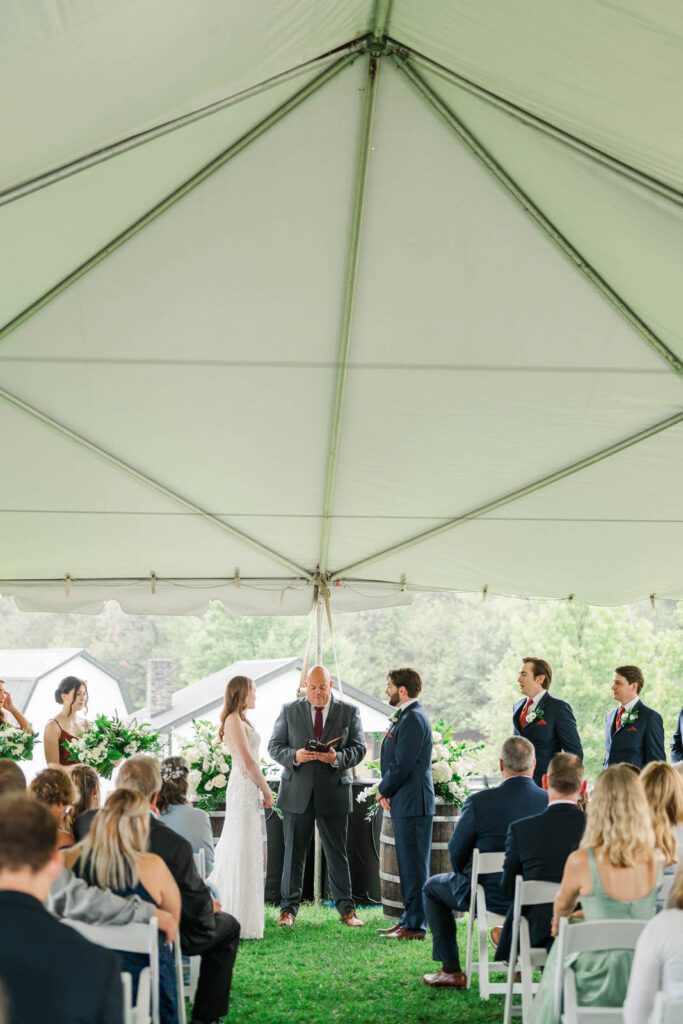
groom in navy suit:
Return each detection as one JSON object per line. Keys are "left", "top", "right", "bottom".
{"left": 603, "top": 665, "right": 666, "bottom": 769}
{"left": 513, "top": 658, "right": 583, "bottom": 787}
{"left": 377, "top": 667, "right": 435, "bottom": 940}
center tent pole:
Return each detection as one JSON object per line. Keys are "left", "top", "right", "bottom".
{"left": 313, "top": 589, "right": 324, "bottom": 903}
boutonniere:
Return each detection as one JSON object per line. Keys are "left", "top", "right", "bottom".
{"left": 526, "top": 705, "right": 546, "bottom": 725}
{"left": 621, "top": 708, "right": 639, "bottom": 725}
{"left": 389, "top": 706, "right": 405, "bottom": 726}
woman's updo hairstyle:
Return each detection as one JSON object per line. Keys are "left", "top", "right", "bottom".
{"left": 158, "top": 756, "right": 190, "bottom": 814}
{"left": 54, "top": 676, "right": 88, "bottom": 714}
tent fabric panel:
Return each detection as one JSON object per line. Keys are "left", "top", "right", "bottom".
{"left": 0, "top": 66, "right": 331, "bottom": 328}
{"left": 391, "top": 0, "right": 683, "bottom": 190}
{"left": 419, "top": 67, "right": 683, "bottom": 366}
{"left": 0, "top": 0, "right": 372, "bottom": 191}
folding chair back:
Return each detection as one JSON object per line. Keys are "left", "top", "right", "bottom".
{"left": 464, "top": 848, "right": 506, "bottom": 998}
{"left": 193, "top": 848, "right": 206, "bottom": 881}
{"left": 503, "top": 876, "right": 559, "bottom": 1024}
{"left": 553, "top": 917, "right": 645, "bottom": 1024}
{"left": 652, "top": 991, "right": 683, "bottom": 1024}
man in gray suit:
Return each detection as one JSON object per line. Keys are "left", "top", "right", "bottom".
{"left": 268, "top": 664, "right": 366, "bottom": 927}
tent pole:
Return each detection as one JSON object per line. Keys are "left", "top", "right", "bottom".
{"left": 394, "top": 58, "right": 683, "bottom": 382}
{"left": 372, "top": 0, "right": 393, "bottom": 40}
{"left": 0, "top": 41, "right": 366, "bottom": 209}
{"left": 330, "top": 407, "right": 683, "bottom": 579}
{"left": 0, "top": 384, "right": 314, "bottom": 580}
{"left": 318, "top": 54, "right": 380, "bottom": 576}
{"left": 0, "top": 52, "right": 358, "bottom": 348}
{"left": 391, "top": 42, "right": 683, "bottom": 210}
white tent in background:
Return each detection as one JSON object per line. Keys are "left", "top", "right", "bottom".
{"left": 1, "top": 1, "right": 683, "bottom": 615}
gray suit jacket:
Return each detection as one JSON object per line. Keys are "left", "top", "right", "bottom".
{"left": 268, "top": 694, "right": 366, "bottom": 816}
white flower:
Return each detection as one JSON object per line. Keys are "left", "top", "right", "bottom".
{"left": 187, "top": 769, "right": 202, "bottom": 792}
{"left": 431, "top": 731, "right": 443, "bottom": 744}
{"left": 204, "top": 779, "right": 214, "bottom": 791}
{"left": 356, "top": 784, "right": 378, "bottom": 804}
{"left": 213, "top": 773, "right": 227, "bottom": 789}
{"left": 432, "top": 760, "right": 453, "bottom": 783}
{"left": 433, "top": 744, "right": 450, "bottom": 761}
{"left": 448, "top": 781, "right": 463, "bottom": 796}
{"left": 218, "top": 759, "right": 229, "bottom": 774}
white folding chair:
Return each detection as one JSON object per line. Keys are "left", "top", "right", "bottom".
{"left": 553, "top": 917, "right": 645, "bottom": 1024}
{"left": 657, "top": 871, "right": 675, "bottom": 906}
{"left": 503, "top": 876, "right": 559, "bottom": 1024}
{"left": 652, "top": 991, "right": 683, "bottom": 1024}
{"left": 65, "top": 918, "right": 160, "bottom": 1024}
{"left": 122, "top": 972, "right": 134, "bottom": 1024}
{"left": 464, "top": 848, "right": 507, "bottom": 998}
{"left": 121, "top": 968, "right": 151, "bottom": 1024}
{"left": 184, "top": 849, "right": 207, "bottom": 1002}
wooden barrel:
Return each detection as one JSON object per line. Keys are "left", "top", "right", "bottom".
{"left": 379, "top": 802, "right": 459, "bottom": 920}
{"left": 208, "top": 805, "right": 226, "bottom": 841}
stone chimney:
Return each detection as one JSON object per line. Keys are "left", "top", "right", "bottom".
{"left": 146, "top": 659, "right": 174, "bottom": 716}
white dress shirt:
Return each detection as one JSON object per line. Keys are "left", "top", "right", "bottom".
{"left": 623, "top": 909, "right": 683, "bottom": 1024}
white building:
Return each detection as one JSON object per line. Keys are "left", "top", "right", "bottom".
{"left": 143, "top": 658, "right": 390, "bottom": 762}
{"left": 0, "top": 648, "right": 133, "bottom": 770}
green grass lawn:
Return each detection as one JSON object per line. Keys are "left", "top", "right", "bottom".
{"left": 210, "top": 904, "right": 505, "bottom": 1024}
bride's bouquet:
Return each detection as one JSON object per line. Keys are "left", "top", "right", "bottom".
{"left": 65, "top": 713, "right": 164, "bottom": 779}
{"left": 356, "top": 717, "right": 482, "bottom": 818}
{"left": 182, "top": 720, "right": 232, "bottom": 812}
{"left": 0, "top": 723, "right": 37, "bottom": 762}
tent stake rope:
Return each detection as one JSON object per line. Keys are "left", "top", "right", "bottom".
{"left": 394, "top": 58, "right": 683, "bottom": 383}
{"left": 391, "top": 42, "right": 683, "bottom": 210}
{"left": 0, "top": 41, "right": 366, "bottom": 210}
{"left": 318, "top": 53, "right": 380, "bottom": 576}
{"left": 330, "top": 407, "right": 683, "bottom": 580}
{"left": 0, "top": 384, "right": 314, "bottom": 581}
{"left": 0, "top": 52, "right": 358, "bottom": 348}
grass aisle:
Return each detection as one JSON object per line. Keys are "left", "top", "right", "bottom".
{"left": 220, "top": 905, "right": 504, "bottom": 1024}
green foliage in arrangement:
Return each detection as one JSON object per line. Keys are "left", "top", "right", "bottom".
{"left": 182, "top": 719, "right": 232, "bottom": 812}
{"left": 0, "top": 723, "right": 37, "bottom": 762}
{"left": 64, "top": 713, "right": 164, "bottom": 779}
{"left": 207, "top": 904, "right": 501, "bottom": 1024}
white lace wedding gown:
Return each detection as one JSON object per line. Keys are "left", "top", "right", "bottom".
{"left": 209, "top": 725, "right": 267, "bottom": 939}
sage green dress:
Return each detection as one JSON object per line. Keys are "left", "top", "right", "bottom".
{"left": 530, "top": 849, "right": 660, "bottom": 1024}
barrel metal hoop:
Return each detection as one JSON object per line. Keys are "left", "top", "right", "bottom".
{"left": 433, "top": 816, "right": 458, "bottom": 822}
{"left": 431, "top": 842, "right": 450, "bottom": 850}
{"left": 380, "top": 834, "right": 396, "bottom": 845}
{"left": 379, "top": 870, "right": 402, "bottom": 884}
{"left": 382, "top": 897, "right": 405, "bottom": 909}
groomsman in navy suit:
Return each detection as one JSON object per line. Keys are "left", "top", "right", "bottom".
{"left": 670, "top": 705, "right": 683, "bottom": 763}
{"left": 513, "top": 658, "right": 583, "bottom": 787}
{"left": 377, "top": 667, "right": 435, "bottom": 940}
{"left": 603, "top": 665, "right": 666, "bottom": 769}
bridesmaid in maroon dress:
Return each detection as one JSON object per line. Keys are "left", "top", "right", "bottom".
{"left": 43, "top": 676, "right": 88, "bottom": 767}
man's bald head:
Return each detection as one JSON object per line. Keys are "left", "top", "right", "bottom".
{"left": 306, "top": 665, "right": 333, "bottom": 707}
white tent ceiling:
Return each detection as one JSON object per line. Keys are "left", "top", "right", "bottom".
{"left": 1, "top": 0, "right": 683, "bottom": 614}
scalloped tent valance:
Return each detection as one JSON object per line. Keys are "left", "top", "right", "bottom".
{"left": 2, "top": 1, "right": 683, "bottom": 614}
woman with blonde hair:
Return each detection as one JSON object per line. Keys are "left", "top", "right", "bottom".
{"left": 70, "top": 789, "right": 181, "bottom": 1023}
{"left": 209, "top": 675, "right": 273, "bottom": 940}
{"left": 641, "top": 760, "right": 683, "bottom": 909}
{"left": 29, "top": 766, "right": 77, "bottom": 849}
{"left": 530, "top": 765, "right": 661, "bottom": 1023}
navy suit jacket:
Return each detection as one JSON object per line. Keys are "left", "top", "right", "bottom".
{"left": 379, "top": 701, "right": 435, "bottom": 817}
{"left": 603, "top": 699, "right": 667, "bottom": 769}
{"left": 446, "top": 776, "right": 548, "bottom": 914}
{"left": 495, "top": 802, "right": 586, "bottom": 960}
{"left": 513, "top": 692, "right": 583, "bottom": 786}
{"left": 671, "top": 706, "right": 683, "bottom": 764}
{"left": 0, "top": 891, "right": 123, "bottom": 1024}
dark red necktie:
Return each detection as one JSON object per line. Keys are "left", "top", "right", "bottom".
{"left": 615, "top": 706, "right": 624, "bottom": 731}
{"left": 520, "top": 697, "right": 533, "bottom": 728}
{"left": 314, "top": 707, "right": 323, "bottom": 740}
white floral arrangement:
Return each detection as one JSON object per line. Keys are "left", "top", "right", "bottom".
{"left": 356, "top": 717, "right": 482, "bottom": 817}
{"left": 65, "top": 713, "right": 164, "bottom": 780}
{"left": 182, "top": 720, "right": 233, "bottom": 811}
{"left": 0, "top": 723, "right": 37, "bottom": 762}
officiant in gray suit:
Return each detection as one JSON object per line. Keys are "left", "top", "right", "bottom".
{"left": 268, "top": 664, "right": 367, "bottom": 927}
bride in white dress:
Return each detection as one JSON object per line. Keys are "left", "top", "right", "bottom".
{"left": 209, "top": 675, "right": 274, "bottom": 940}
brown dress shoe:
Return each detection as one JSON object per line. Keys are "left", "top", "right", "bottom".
{"left": 340, "top": 910, "right": 365, "bottom": 927}
{"left": 422, "top": 970, "right": 467, "bottom": 989}
{"left": 378, "top": 922, "right": 402, "bottom": 935}
{"left": 278, "top": 911, "right": 295, "bottom": 927}
{"left": 491, "top": 926, "right": 502, "bottom": 947}
{"left": 381, "top": 926, "right": 426, "bottom": 940}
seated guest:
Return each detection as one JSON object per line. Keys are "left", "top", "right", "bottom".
{"left": 623, "top": 870, "right": 683, "bottom": 1024}
{"left": 158, "top": 757, "right": 215, "bottom": 876}
{"left": 69, "top": 789, "right": 181, "bottom": 1024}
{"left": 69, "top": 764, "right": 101, "bottom": 822}
{"left": 76, "top": 755, "right": 240, "bottom": 1024}
{"left": 641, "top": 761, "right": 683, "bottom": 909}
{"left": 422, "top": 736, "right": 548, "bottom": 990}
{"left": 495, "top": 752, "right": 586, "bottom": 961}
{"left": 0, "top": 794, "right": 123, "bottom": 1024}
{"left": 29, "top": 767, "right": 76, "bottom": 849}
{"left": 529, "top": 765, "right": 660, "bottom": 1023}
{"left": 0, "top": 759, "right": 25, "bottom": 796}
